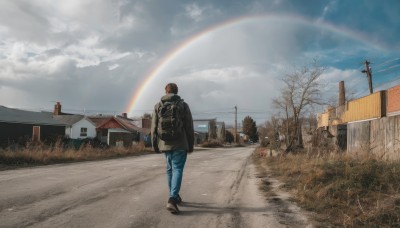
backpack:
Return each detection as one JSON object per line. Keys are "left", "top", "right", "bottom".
{"left": 157, "top": 100, "right": 184, "bottom": 141}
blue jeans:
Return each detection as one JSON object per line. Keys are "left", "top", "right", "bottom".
{"left": 164, "top": 150, "right": 187, "bottom": 200}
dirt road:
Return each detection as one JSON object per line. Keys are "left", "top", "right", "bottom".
{"left": 0, "top": 147, "right": 312, "bottom": 228}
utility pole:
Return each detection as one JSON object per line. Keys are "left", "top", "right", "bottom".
{"left": 234, "top": 105, "right": 237, "bottom": 144}
{"left": 361, "top": 60, "right": 373, "bottom": 94}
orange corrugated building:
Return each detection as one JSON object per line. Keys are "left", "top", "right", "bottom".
{"left": 387, "top": 84, "right": 400, "bottom": 116}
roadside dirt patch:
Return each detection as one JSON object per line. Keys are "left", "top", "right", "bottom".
{"left": 253, "top": 154, "right": 315, "bottom": 227}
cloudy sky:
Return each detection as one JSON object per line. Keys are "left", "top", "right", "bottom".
{"left": 0, "top": 0, "right": 399, "bottom": 125}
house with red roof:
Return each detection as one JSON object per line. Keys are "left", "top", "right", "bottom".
{"left": 88, "top": 114, "right": 141, "bottom": 147}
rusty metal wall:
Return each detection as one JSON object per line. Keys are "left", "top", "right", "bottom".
{"left": 341, "top": 91, "right": 386, "bottom": 123}
{"left": 388, "top": 84, "right": 400, "bottom": 115}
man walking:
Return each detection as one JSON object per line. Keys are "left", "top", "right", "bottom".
{"left": 151, "top": 83, "right": 194, "bottom": 214}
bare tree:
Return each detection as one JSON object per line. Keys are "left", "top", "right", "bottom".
{"left": 260, "top": 116, "right": 282, "bottom": 148}
{"left": 273, "top": 60, "right": 325, "bottom": 152}
{"left": 272, "top": 95, "right": 292, "bottom": 147}
{"left": 303, "top": 113, "right": 318, "bottom": 132}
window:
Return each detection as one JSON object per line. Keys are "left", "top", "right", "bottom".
{"left": 80, "top": 127, "right": 87, "bottom": 137}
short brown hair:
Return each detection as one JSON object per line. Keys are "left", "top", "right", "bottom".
{"left": 165, "top": 83, "right": 178, "bottom": 94}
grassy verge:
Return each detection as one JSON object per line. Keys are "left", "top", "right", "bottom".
{"left": 254, "top": 148, "right": 400, "bottom": 227}
{"left": 0, "top": 142, "right": 152, "bottom": 170}
{"left": 200, "top": 140, "right": 225, "bottom": 148}
{"left": 199, "top": 140, "right": 247, "bottom": 148}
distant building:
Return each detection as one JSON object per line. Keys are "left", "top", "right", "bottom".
{"left": 131, "top": 116, "right": 151, "bottom": 146}
{"left": 193, "top": 119, "right": 225, "bottom": 144}
{"left": 0, "top": 105, "right": 66, "bottom": 148}
{"left": 54, "top": 115, "right": 97, "bottom": 139}
{"left": 193, "top": 119, "right": 213, "bottom": 144}
{"left": 0, "top": 101, "right": 152, "bottom": 149}
{"left": 88, "top": 115, "right": 140, "bottom": 147}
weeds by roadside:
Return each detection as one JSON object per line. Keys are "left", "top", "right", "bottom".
{"left": 0, "top": 142, "right": 152, "bottom": 170}
{"left": 200, "top": 140, "right": 225, "bottom": 148}
{"left": 254, "top": 148, "right": 400, "bottom": 227}
{"left": 199, "top": 140, "right": 246, "bottom": 148}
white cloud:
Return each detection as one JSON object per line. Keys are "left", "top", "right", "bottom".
{"left": 117, "top": 15, "right": 136, "bottom": 30}
{"left": 185, "top": 3, "right": 204, "bottom": 22}
{"left": 171, "top": 3, "right": 222, "bottom": 37}
{"left": 1, "top": 37, "right": 131, "bottom": 79}
{"left": 318, "top": 0, "right": 337, "bottom": 22}
{"left": 48, "top": 16, "right": 80, "bottom": 34}
{"left": 108, "top": 64, "right": 119, "bottom": 71}
{"left": 0, "top": 54, "right": 73, "bottom": 80}
{"left": 179, "top": 67, "right": 259, "bottom": 83}
{"left": 321, "top": 67, "right": 359, "bottom": 82}
{"left": 8, "top": 42, "right": 27, "bottom": 60}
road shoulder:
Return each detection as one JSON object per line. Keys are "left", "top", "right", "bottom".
{"left": 253, "top": 153, "right": 315, "bottom": 227}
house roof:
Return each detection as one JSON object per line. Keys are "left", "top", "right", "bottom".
{"left": 0, "top": 106, "right": 66, "bottom": 126}
{"left": 115, "top": 116, "right": 147, "bottom": 133}
{"left": 87, "top": 116, "right": 112, "bottom": 127}
{"left": 88, "top": 115, "right": 146, "bottom": 133}
{"left": 53, "top": 114, "right": 85, "bottom": 126}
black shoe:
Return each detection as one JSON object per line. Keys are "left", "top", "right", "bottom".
{"left": 166, "top": 198, "right": 180, "bottom": 214}
{"left": 176, "top": 194, "right": 182, "bottom": 205}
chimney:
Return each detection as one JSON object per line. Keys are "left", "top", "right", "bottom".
{"left": 122, "top": 113, "right": 127, "bottom": 118}
{"left": 53, "top": 102, "right": 62, "bottom": 115}
{"left": 338, "top": 81, "right": 345, "bottom": 106}
{"left": 337, "top": 81, "right": 346, "bottom": 118}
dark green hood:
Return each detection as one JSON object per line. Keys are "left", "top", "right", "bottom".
{"left": 161, "top": 93, "right": 182, "bottom": 102}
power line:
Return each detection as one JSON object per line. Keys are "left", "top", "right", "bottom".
{"left": 373, "top": 57, "right": 400, "bottom": 69}
{"left": 374, "top": 77, "right": 400, "bottom": 89}
{"left": 376, "top": 64, "right": 400, "bottom": 73}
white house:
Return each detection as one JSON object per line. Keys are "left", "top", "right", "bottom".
{"left": 54, "top": 115, "right": 96, "bottom": 139}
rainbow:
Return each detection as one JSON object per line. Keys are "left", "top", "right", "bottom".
{"left": 125, "top": 14, "right": 385, "bottom": 114}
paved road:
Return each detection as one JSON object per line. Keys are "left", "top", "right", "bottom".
{"left": 0, "top": 147, "right": 310, "bottom": 228}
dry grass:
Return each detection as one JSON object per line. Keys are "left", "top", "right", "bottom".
{"left": 200, "top": 140, "right": 225, "bottom": 148}
{"left": 254, "top": 148, "right": 400, "bottom": 227}
{"left": 0, "top": 141, "right": 152, "bottom": 170}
